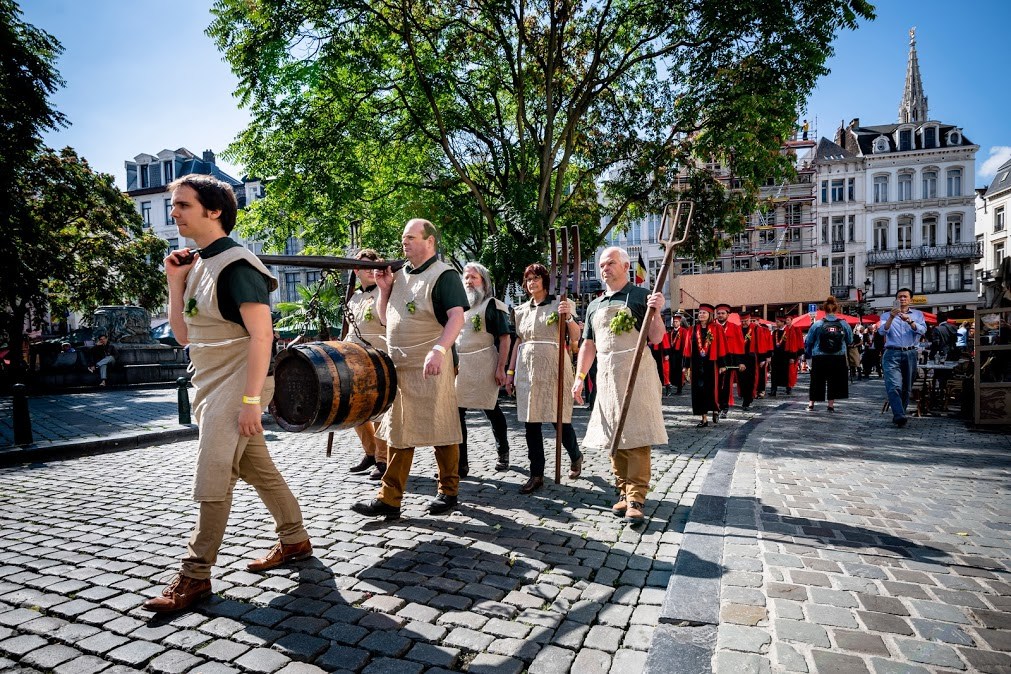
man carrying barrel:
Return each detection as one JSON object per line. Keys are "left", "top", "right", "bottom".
{"left": 456, "top": 261, "right": 512, "bottom": 476}
{"left": 144, "top": 175, "right": 311, "bottom": 613}
{"left": 352, "top": 218, "right": 469, "bottom": 519}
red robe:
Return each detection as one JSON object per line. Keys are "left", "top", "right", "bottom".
{"left": 784, "top": 324, "right": 804, "bottom": 387}
{"left": 669, "top": 325, "right": 689, "bottom": 388}
{"left": 649, "top": 332, "right": 672, "bottom": 385}
{"left": 718, "top": 320, "right": 745, "bottom": 406}
{"left": 682, "top": 321, "right": 729, "bottom": 413}
{"left": 739, "top": 322, "right": 772, "bottom": 399}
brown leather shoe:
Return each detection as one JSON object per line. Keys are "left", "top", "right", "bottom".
{"left": 625, "top": 501, "right": 645, "bottom": 524}
{"left": 141, "top": 574, "right": 211, "bottom": 613}
{"left": 519, "top": 476, "right": 544, "bottom": 494}
{"left": 611, "top": 497, "right": 627, "bottom": 517}
{"left": 247, "top": 539, "right": 313, "bottom": 572}
{"left": 568, "top": 455, "right": 583, "bottom": 479}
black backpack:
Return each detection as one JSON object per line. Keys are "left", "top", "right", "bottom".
{"left": 818, "top": 319, "right": 845, "bottom": 353}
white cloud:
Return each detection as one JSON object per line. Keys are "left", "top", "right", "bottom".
{"left": 980, "top": 146, "right": 1011, "bottom": 178}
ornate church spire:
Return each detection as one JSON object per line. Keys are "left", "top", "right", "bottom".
{"left": 898, "top": 27, "right": 928, "bottom": 123}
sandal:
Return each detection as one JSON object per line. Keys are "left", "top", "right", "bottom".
{"left": 806, "top": 403, "right": 814, "bottom": 411}
{"left": 696, "top": 420, "right": 709, "bottom": 427}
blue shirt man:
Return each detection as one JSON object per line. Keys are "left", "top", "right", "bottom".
{"left": 877, "top": 288, "right": 927, "bottom": 427}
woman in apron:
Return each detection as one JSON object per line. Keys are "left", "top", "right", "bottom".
{"left": 505, "top": 263, "right": 583, "bottom": 494}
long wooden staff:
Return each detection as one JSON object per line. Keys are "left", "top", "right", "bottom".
{"left": 608, "top": 202, "right": 693, "bottom": 457}
{"left": 552, "top": 227, "right": 573, "bottom": 484}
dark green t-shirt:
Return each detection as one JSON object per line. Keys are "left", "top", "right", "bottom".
{"left": 406, "top": 255, "right": 470, "bottom": 324}
{"left": 583, "top": 283, "right": 650, "bottom": 342}
{"left": 199, "top": 237, "right": 271, "bottom": 329}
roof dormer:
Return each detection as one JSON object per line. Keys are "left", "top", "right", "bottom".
{"left": 873, "top": 136, "right": 890, "bottom": 154}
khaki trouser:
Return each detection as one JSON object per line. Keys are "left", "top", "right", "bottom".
{"left": 378, "top": 444, "right": 459, "bottom": 508}
{"left": 354, "top": 421, "right": 389, "bottom": 463}
{"left": 612, "top": 445, "right": 651, "bottom": 504}
{"left": 181, "top": 433, "right": 307, "bottom": 579}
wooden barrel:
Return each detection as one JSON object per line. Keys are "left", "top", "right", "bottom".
{"left": 269, "top": 341, "right": 397, "bottom": 432}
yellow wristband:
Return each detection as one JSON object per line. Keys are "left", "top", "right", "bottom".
{"left": 431, "top": 344, "right": 447, "bottom": 355}
{"left": 242, "top": 395, "right": 261, "bottom": 405}
{"left": 577, "top": 372, "right": 587, "bottom": 380}
{"left": 507, "top": 369, "right": 515, "bottom": 375}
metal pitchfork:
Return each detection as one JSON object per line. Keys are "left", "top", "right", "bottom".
{"left": 548, "top": 225, "right": 580, "bottom": 484}
{"left": 608, "top": 201, "right": 693, "bottom": 457}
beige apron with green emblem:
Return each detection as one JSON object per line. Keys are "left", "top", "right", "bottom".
{"left": 345, "top": 285, "right": 388, "bottom": 351}
{"left": 514, "top": 298, "right": 574, "bottom": 424}
{"left": 377, "top": 260, "right": 462, "bottom": 448}
{"left": 583, "top": 302, "right": 667, "bottom": 451}
{"left": 455, "top": 297, "right": 505, "bottom": 410}
{"left": 184, "top": 246, "right": 278, "bottom": 501}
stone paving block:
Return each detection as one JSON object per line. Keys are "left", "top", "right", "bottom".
{"left": 484, "top": 617, "right": 530, "bottom": 639}
{"left": 147, "top": 648, "right": 205, "bottom": 674}
{"left": 396, "top": 602, "right": 441, "bottom": 624}
{"left": 957, "top": 646, "right": 1011, "bottom": 672}
{"left": 360, "top": 657, "right": 424, "bottom": 674}
{"left": 52, "top": 623, "right": 101, "bottom": 645}
{"left": 809, "top": 587, "right": 859, "bottom": 608}
{"left": 717, "top": 624, "right": 771, "bottom": 654}
{"left": 720, "top": 603, "right": 767, "bottom": 626}
{"left": 767, "top": 583, "right": 807, "bottom": 601}
{"left": 275, "top": 664, "right": 328, "bottom": 674}
{"left": 772, "top": 642, "right": 808, "bottom": 673}
{"left": 234, "top": 647, "right": 291, "bottom": 673}
{"left": 570, "top": 648, "right": 611, "bottom": 674}
{"left": 976, "top": 628, "right": 1011, "bottom": 652}
{"left": 622, "top": 624, "right": 653, "bottom": 651}
{"left": 907, "top": 599, "right": 970, "bottom": 624}
{"left": 858, "top": 610, "right": 915, "bottom": 636}
{"left": 857, "top": 593, "right": 909, "bottom": 615}
{"left": 76, "top": 631, "right": 130, "bottom": 655}
{"left": 894, "top": 638, "right": 967, "bottom": 670}
{"left": 397, "top": 620, "right": 446, "bottom": 644}
{"left": 53, "top": 654, "right": 113, "bottom": 674}
{"left": 20, "top": 643, "right": 81, "bottom": 669}
{"left": 973, "top": 608, "right": 1011, "bottom": 630}
{"left": 359, "top": 630, "right": 412, "bottom": 658}
{"left": 405, "top": 642, "right": 459, "bottom": 668}
{"left": 315, "top": 644, "right": 369, "bottom": 672}
{"left": 713, "top": 650, "right": 771, "bottom": 674}
{"left": 197, "top": 638, "right": 250, "bottom": 661}
{"left": 529, "top": 644, "right": 575, "bottom": 674}
{"left": 105, "top": 640, "right": 165, "bottom": 667}
{"left": 773, "top": 619, "right": 830, "bottom": 648}
{"left": 909, "top": 618, "right": 974, "bottom": 646}
{"left": 810, "top": 649, "right": 870, "bottom": 673}
{"left": 273, "top": 632, "right": 329, "bottom": 661}
{"left": 805, "top": 603, "right": 858, "bottom": 628}
{"left": 832, "top": 629, "right": 890, "bottom": 656}
{"left": 722, "top": 586, "right": 767, "bottom": 607}
{"left": 20, "top": 615, "right": 69, "bottom": 636}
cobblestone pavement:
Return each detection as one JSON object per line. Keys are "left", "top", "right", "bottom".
{"left": 0, "top": 388, "right": 187, "bottom": 451}
{"left": 0, "top": 392, "right": 741, "bottom": 674}
{"left": 712, "top": 379, "right": 1011, "bottom": 673}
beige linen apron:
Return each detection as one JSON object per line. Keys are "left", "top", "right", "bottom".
{"left": 455, "top": 297, "right": 505, "bottom": 410}
{"left": 184, "top": 247, "right": 278, "bottom": 501}
{"left": 345, "top": 286, "right": 388, "bottom": 351}
{"left": 377, "top": 260, "right": 462, "bottom": 448}
{"left": 583, "top": 302, "right": 667, "bottom": 451}
{"left": 514, "top": 299, "right": 574, "bottom": 424}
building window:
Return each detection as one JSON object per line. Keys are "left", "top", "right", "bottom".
{"left": 820, "top": 180, "right": 828, "bottom": 204}
{"left": 922, "top": 170, "right": 937, "bottom": 199}
{"left": 140, "top": 164, "right": 150, "bottom": 189}
{"left": 830, "top": 179, "right": 844, "bottom": 202}
{"left": 898, "top": 172, "right": 912, "bottom": 201}
{"left": 847, "top": 215, "right": 856, "bottom": 242}
{"left": 897, "top": 217, "right": 913, "bottom": 250}
{"left": 847, "top": 255, "right": 855, "bottom": 286}
{"left": 923, "top": 127, "right": 936, "bottom": 149}
{"left": 785, "top": 203, "right": 802, "bottom": 225}
{"left": 167, "top": 237, "right": 179, "bottom": 251}
{"left": 921, "top": 215, "right": 938, "bottom": 247}
{"left": 821, "top": 217, "right": 828, "bottom": 244}
{"left": 873, "top": 268, "right": 888, "bottom": 295}
{"left": 899, "top": 129, "right": 912, "bottom": 151}
{"left": 831, "top": 216, "right": 844, "bottom": 243}
{"left": 873, "top": 175, "right": 888, "bottom": 203}
{"left": 305, "top": 271, "right": 321, "bottom": 287}
{"left": 284, "top": 272, "right": 300, "bottom": 302}
{"left": 873, "top": 220, "right": 888, "bottom": 251}
{"left": 732, "top": 258, "right": 750, "bottom": 271}
{"left": 947, "top": 130, "right": 962, "bottom": 145}
{"left": 648, "top": 213, "right": 661, "bottom": 243}
{"left": 946, "top": 168, "right": 962, "bottom": 197}
{"left": 947, "top": 214, "right": 962, "bottom": 244}
{"left": 847, "top": 177, "right": 855, "bottom": 201}
{"left": 163, "top": 160, "right": 174, "bottom": 183}
{"left": 996, "top": 243, "right": 1006, "bottom": 269}
{"left": 164, "top": 198, "right": 174, "bottom": 226}
{"left": 899, "top": 267, "right": 912, "bottom": 290}
{"left": 831, "top": 258, "right": 845, "bottom": 286}
{"left": 995, "top": 206, "right": 1005, "bottom": 232}
{"left": 284, "top": 237, "right": 301, "bottom": 255}
{"left": 922, "top": 265, "right": 937, "bottom": 292}
{"left": 140, "top": 201, "right": 151, "bottom": 225}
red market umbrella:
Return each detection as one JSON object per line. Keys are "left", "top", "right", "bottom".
{"left": 861, "top": 313, "right": 881, "bottom": 325}
{"left": 920, "top": 311, "right": 937, "bottom": 326}
{"left": 789, "top": 311, "right": 859, "bottom": 329}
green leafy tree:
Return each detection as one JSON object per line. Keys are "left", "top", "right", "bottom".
{"left": 209, "top": 0, "right": 874, "bottom": 289}
{"left": 3, "top": 148, "right": 169, "bottom": 371}
{"left": 274, "top": 275, "right": 346, "bottom": 340}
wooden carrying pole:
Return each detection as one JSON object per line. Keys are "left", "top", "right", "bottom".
{"left": 607, "top": 202, "right": 693, "bottom": 457}
{"left": 550, "top": 225, "right": 579, "bottom": 484}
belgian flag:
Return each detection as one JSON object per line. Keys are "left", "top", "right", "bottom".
{"left": 635, "top": 253, "right": 648, "bottom": 286}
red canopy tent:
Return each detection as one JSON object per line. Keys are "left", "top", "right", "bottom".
{"left": 861, "top": 314, "right": 881, "bottom": 325}
{"left": 789, "top": 311, "right": 859, "bottom": 329}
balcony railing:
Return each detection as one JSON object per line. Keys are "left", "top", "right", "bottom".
{"left": 830, "top": 284, "right": 853, "bottom": 298}
{"left": 831, "top": 241, "right": 845, "bottom": 253}
{"left": 866, "top": 242, "right": 983, "bottom": 266}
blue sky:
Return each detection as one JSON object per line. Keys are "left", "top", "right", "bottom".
{"left": 22, "top": 0, "right": 1011, "bottom": 190}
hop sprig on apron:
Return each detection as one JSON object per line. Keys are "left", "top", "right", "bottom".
{"left": 184, "top": 298, "right": 199, "bottom": 318}
{"left": 406, "top": 300, "right": 417, "bottom": 314}
{"left": 364, "top": 305, "right": 374, "bottom": 322}
{"left": 471, "top": 314, "right": 482, "bottom": 332}
{"left": 545, "top": 311, "right": 560, "bottom": 326}
{"left": 610, "top": 307, "right": 635, "bottom": 335}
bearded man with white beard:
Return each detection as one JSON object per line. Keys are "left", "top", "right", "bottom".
{"left": 455, "top": 262, "right": 513, "bottom": 476}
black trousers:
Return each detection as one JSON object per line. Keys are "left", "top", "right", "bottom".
{"left": 526, "top": 422, "right": 580, "bottom": 478}
{"left": 809, "top": 354, "right": 849, "bottom": 402}
{"left": 458, "top": 404, "right": 510, "bottom": 467}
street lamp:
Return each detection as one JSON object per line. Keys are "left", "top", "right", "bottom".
{"left": 858, "top": 277, "right": 872, "bottom": 324}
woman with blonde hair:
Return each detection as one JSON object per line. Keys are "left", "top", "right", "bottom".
{"left": 803, "top": 296, "right": 853, "bottom": 412}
